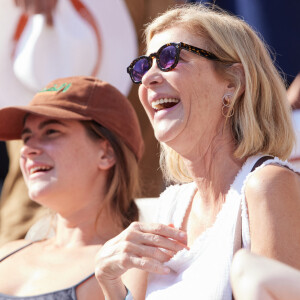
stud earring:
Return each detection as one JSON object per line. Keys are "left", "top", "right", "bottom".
{"left": 222, "top": 94, "right": 234, "bottom": 118}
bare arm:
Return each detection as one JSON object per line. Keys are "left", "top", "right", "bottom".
{"left": 95, "top": 222, "right": 187, "bottom": 300}
{"left": 245, "top": 164, "right": 300, "bottom": 269}
{"left": 231, "top": 249, "right": 300, "bottom": 300}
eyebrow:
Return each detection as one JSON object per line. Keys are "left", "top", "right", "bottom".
{"left": 21, "top": 119, "right": 69, "bottom": 136}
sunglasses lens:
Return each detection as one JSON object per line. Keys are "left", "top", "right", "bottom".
{"left": 159, "top": 45, "right": 177, "bottom": 69}
{"left": 132, "top": 57, "right": 151, "bottom": 83}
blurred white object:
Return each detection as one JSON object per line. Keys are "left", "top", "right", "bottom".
{"left": 0, "top": 0, "right": 137, "bottom": 107}
{"left": 13, "top": 4, "right": 98, "bottom": 92}
{"left": 290, "top": 109, "right": 300, "bottom": 170}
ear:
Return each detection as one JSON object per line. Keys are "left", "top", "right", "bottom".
{"left": 226, "top": 63, "right": 245, "bottom": 98}
{"left": 97, "top": 140, "right": 116, "bottom": 171}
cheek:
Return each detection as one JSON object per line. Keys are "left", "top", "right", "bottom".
{"left": 19, "top": 157, "right": 27, "bottom": 179}
{"left": 138, "top": 86, "right": 154, "bottom": 120}
{"left": 138, "top": 85, "right": 148, "bottom": 107}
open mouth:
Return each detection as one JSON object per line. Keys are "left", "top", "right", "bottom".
{"left": 29, "top": 166, "right": 52, "bottom": 175}
{"left": 151, "top": 98, "right": 180, "bottom": 112}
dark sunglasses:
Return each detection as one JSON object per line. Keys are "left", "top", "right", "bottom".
{"left": 127, "top": 42, "right": 220, "bottom": 84}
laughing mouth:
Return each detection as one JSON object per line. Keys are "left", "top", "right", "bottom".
{"left": 29, "top": 166, "right": 52, "bottom": 175}
{"left": 151, "top": 98, "right": 180, "bottom": 112}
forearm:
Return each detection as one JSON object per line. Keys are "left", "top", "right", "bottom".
{"left": 231, "top": 250, "right": 300, "bottom": 300}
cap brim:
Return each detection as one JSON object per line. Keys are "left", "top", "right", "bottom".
{"left": 0, "top": 105, "right": 91, "bottom": 141}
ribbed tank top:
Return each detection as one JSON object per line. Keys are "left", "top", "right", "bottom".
{"left": 146, "top": 155, "right": 299, "bottom": 300}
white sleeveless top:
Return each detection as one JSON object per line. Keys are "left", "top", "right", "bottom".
{"left": 146, "top": 155, "right": 299, "bottom": 300}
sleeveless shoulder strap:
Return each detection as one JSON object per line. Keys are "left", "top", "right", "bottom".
{"left": 74, "top": 272, "right": 95, "bottom": 288}
{"left": 0, "top": 242, "right": 33, "bottom": 263}
{"left": 250, "top": 155, "right": 274, "bottom": 172}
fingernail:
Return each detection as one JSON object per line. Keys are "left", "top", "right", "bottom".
{"left": 168, "top": 223, "right": 175, "bottom": 228}
{"left": 163, "top": 267, "right": 170, "bottom": 274}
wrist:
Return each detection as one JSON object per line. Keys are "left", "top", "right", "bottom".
{"left": 124, "top": 286, "right": 134, "bottom": 300}
{"left": 97, "top": 277, "right": 127, "bottom": 300}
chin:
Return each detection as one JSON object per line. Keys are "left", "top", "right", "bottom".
{"left": 27, "top": 183, "right": 53, "bottom": 203}
{"left": 153, "top": 116, "right": 185, "bottom": 144}
{"left": 28, "top": 191, "right": 47, "bottom": 204}
{"left": 154, "top": 131, "right": 175, "bottom": 146}
{"left": 154, "top": 125, "right": 182, "bottom": 145}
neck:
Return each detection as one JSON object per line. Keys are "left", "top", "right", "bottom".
{"left": 180, "top": 129, "right": 245, "bottom": 205}
{"left": 52, "top": 203, "right": 122, "bottom": 248}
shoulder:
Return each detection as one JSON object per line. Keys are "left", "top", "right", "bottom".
{"left": 246, "top": 163, "right": 300, "bottom": 196}
{"left": 245, "top": 163, "right": 300, "bottom": 211}
{"left": 0, "top": 239, "right": 31, "bottom": 260}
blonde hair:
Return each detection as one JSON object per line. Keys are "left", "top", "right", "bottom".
{"left": 145, "top": 3, "right": 295, "bottom": 183}
{"left": 82, "top": 121, "right": 141, "bottom": 229}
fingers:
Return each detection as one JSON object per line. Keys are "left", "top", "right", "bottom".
{"left": 126, "top": 222, "right": 188, "bottom": 246}
{"left": 124, "top": 241, "right": 175, "bottom": 262}
{"left": 98, "top": 239, "right": 174, "bottom": 267}
{"left": 129, "top": 256, "right": 171, "bottom": 275}
{"left": 137, "top": 231, "right": 188, "bottom": 252}
{"left": 96, "top": 244, "right": 171, "bottom": 280}
{"left": 95, "top": 222, "right": 188, "bottom": 283}
{"left": 117, "top": 222, "right": 188, "bottom": 257}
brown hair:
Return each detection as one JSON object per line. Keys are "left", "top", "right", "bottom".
{"left": 82, "top": 120, "right": 141, "bottom": 229}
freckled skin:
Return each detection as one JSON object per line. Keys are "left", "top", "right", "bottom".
{"left": 138, "top": 27, "right": 231, "bottom": 155}
{"left": 20, "top": 115, "right": 103, "bottom": 212}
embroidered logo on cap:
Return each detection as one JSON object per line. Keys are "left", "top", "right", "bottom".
{"left": 39, "top": 83, "right": 72, "bottom": 93}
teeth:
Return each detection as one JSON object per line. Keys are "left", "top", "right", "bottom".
{"left": 151, "top": 98, "right": 179, "bottom": 109}
{"left": 30, "top": 166, "right": 51, "bottom": 174}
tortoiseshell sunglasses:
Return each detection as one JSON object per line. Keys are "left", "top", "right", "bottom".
{"left": 127, "top": 42, "right": 220, "bottom": 84}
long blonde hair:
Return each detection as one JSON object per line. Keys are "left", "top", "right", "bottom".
{"left": 145, "top": 3, "right": 294, "bottom": 183}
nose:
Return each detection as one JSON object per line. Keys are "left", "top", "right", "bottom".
{"left": 141, "top": 57, "right": 164, "bottom": 87}
{"left": 20, "top": 139, "right": 43, "bottom": 159}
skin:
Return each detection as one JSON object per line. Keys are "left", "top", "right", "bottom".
{"left": 231, "top": 249, "right": 300, "bottom": 300}
{"left": 245, "top": 165, "right": 300, "bottom": 268}
{"left": 95, "top": 26, "right": 300, "bottom": 299}
{"left": 0, "top": 115, "right": 122, "bottom": 300}
{"left": 138, "top": 27, "right": 245, "bottom": 242}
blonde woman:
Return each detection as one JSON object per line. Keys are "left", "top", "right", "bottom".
{"left": 95, "top": 4, "right": 300, "bottom": 300}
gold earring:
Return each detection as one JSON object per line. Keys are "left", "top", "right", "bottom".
{"left": 222, "top": 94, "right": 234, "bottom": 118}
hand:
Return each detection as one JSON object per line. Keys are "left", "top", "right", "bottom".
{"left": 95, "top": 222, "right": 187, "bottom": 285}
{"left": 14, "top": 0, "right": 58, "bottom": 26}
